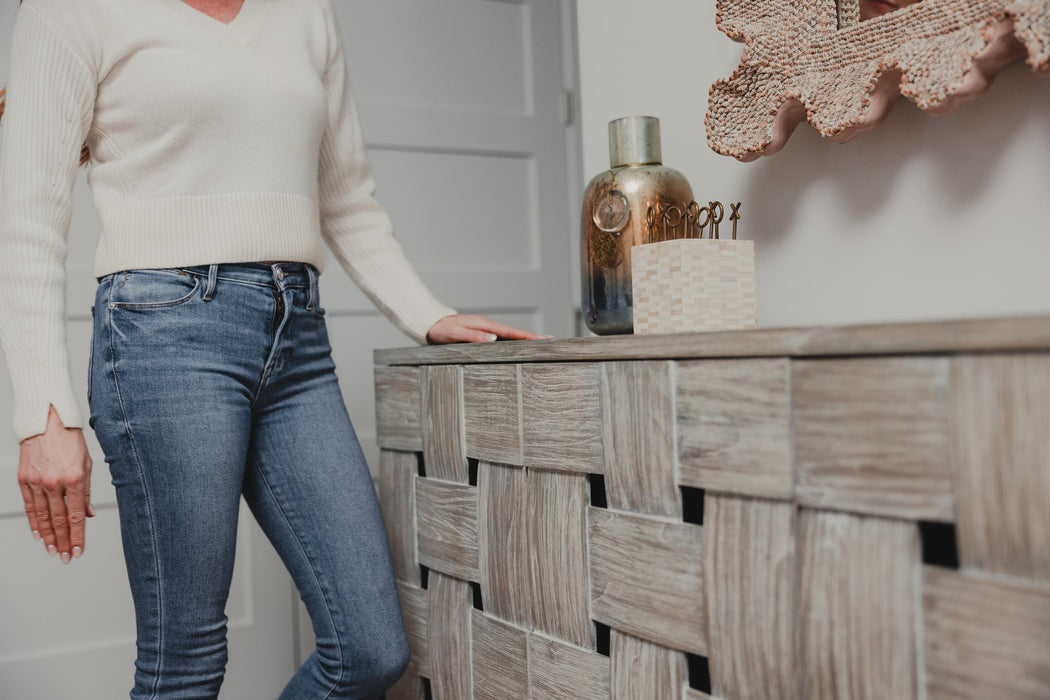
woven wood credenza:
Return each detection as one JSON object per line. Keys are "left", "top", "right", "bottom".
{"left": 372, "top": 316, "right": 1050, "bottom": 700}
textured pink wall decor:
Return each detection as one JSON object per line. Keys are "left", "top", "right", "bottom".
{"left": 706, "top": 0, "right": 1050, "bottom": 161}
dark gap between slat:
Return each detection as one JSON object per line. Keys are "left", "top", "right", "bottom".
{"left": 588, "top": 473, "right": 608, "bottom": 509}
{"left": 919, "top": 520, "right": 960, "bottom": 569}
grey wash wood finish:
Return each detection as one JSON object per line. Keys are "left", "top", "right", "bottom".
{"left": 374, "top": 315, "right": 1050, "bottom": 699}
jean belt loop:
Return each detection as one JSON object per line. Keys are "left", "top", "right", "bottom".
{"left": 306, "top": 264, "right": 317, "bottom": 311}
{"left": 203, "top": 264, "right": 218, "bottom": 301}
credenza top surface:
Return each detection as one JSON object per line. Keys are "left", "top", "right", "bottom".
{"left": 373, "top": 314, "right": 1050, "bottom": 366}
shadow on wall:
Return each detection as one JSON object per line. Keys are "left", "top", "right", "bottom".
{"left": 743, "top": 62, "right": 1050, "bottom": 248}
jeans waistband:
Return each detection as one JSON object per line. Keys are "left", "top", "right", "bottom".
{"left": 100, "top": 261, "right": 320, "bottom": 309}
{"left": 179, "top": 261, "right": 318, "bottom": 305}
{"left": 176, "top": 261, "right": 317, "bottom": 289}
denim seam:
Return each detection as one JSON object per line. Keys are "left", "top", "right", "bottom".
{"left": 106, "top": 281, "right": 164, "bottom": 700}
{"left": 247, "top": 446, "right": 346, "bottom": 699}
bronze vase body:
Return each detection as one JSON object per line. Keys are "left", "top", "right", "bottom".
{"left": 580, "top": 117, "right": 693, "bottom": 335}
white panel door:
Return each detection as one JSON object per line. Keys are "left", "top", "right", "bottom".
{"left": 295, "top": 0, "right": 583, "bottom": 665}
{"left": 322, "top": 0, "right": 581, "bottom": 468}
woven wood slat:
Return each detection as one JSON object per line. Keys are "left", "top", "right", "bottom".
{"left": 703, "top": 495, "right": 796, "bottom": 699}
{"left": 528, "top": 633, "right": 610, "bottom": 699}
{"left": 799, "top": 509, "right": 920, "bottom": 700}
{"left": 684, "top": 690, "right": 715, "bottom": 700}
{"left": 923, "top": 566, "right": 1050, "bottom": 700}
{"left": 383, "top": 674, "right": 423, "bottom": 700}
{"left": 375, "top": 366, "right": 423, "bottom": 451}
{"left": 415, "top": 477, "right": 479, "bottom": 581}
{"left": 477, "top": 461, "right": 531, "bottom": 628}
{"left": 377, "top": 449, "right": 419, "bottom": 585}
{"left": 373, "top": 322, "right": 1050, "bottom": 699}
{"left": 528, "top": 469, "right": 592, "bottom": 647}
{"left": 470, "top": 610, "right": 529, "bottom": 700}
{"left": 609, "top": 630, "right": 687, "bottom": 700}
{"left": 950, "top": 354, "right": 1050, "bottom": 579}
{"left": 397, "top": 581, "right": 429, "bottom": 678}
{"left": 602, "top": 361, "right": 680, "bottom": 517}
{"left": 522, "top": 364, "right": 605, "bottom": 473}
{"left": 422, "top": 365, "right": 467, "bottom": 482}
{"left": 588, "top": 507, "right": 706, "bottom": 655}
{"left": 676, "top": 359, "right": 793, "bottom": 500}
{"left": 426, "top": 571, "right": 473, "bottom": 699}
{"left": 794, "top": 357, "right": 955, "bottom": 521}
{"left": 462, "top": 364, "right": 522, "bottom": 465}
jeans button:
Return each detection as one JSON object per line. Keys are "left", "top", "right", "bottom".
{"left": 276, "top": 268, "right": 284, "bottom": 280}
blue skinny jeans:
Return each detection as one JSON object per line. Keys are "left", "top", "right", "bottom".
{"left": 87, "top": 261, "right": 410, "bottom": 699}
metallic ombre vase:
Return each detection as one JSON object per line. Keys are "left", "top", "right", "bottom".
{"left": 580, "top": 116, "right": 694, "bottom": 334}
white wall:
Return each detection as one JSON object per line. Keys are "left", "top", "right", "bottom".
{"left": 575, "top": 1, "right": 1050, "bottom": 329}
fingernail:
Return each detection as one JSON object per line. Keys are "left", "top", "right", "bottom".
{"left": 485, "top": 333, "right": 497, "bottom": 342}
{"left": 32, "top": 530, "right": 41, "bottom": 541}
{"left": 73, "top": 546, "right": 83, "bottom": 559}
{"left": 48, "top": 544, "right": 57, "bottom": 557}
{"left": 60, "top": 552, "right": 71, "bottom": 564}
{"left": 542, "top": 334, "right": 555, "bottom": 339}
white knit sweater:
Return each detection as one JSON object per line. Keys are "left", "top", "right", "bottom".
{"left": 0, "top": 0, "right": 458, "bottom": 443}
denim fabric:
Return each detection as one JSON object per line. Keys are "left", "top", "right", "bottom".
{"left": 87, "top": 261, "right": 410, "bottom": 700}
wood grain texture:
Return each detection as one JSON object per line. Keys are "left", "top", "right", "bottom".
{"left": 794, "top": 357, "right": 954, "bottom": 521}
{"left": 588, "top": 507, "right": 706, "bottom": 654}
{"left": 602, "top": 361, "right": 681, "bottom": 517}
{"left": 471, "top": 610, "right": 529, "bottom": 700}
{"left": 383, "top": 672, "right": 423, "bottom": 700}
{"left": 522, "top": 363, "right": 605, "bottom": 473}
{"left": 683, "top": 690, "right": 715, "bottom": 700}
{"left": 422, "top": 365, "right": 467, "bottom": 482}
{"left": 397, "top": 581, "right": 429, "bottom": 678}
{"left": 528, "top": 469, "right": 592, "bottom": 647}
{"left": 924, "top": 566, "right": 1050, "bottom": 700}
{"left": 375, "top": 315, "right": 1050, "bottom": 365}
{"left": 799, "top": 509, "right": 919, "bottom": 700}
{"left": 463, "top": 364, "right": 523, "bottom": 465}
{"left": 676, "top": 359, "right": 793, "bottom": 500}
{"left": 478, "top": 460, "right": 531, "bottom": 628}
{"left": 950, "top": 354, "right": 1050, "bottom": 579}
{"left": 704, "top": 495, "right": 796, "bottom": 700}
{"left": 375, "top": 366, "right": 423, "bottom": 451}
{"left": 377, "top": 449, "right": 419, "bottom": 585}
{"left": 528, "top": 633, "right": 610, "bottom": 700}
{"left": 610, "top": 629, "right": 687, "bottom": 700}
{"left": 374, "top": 317, "right": 1050, "bottom": 699}
{"left": 425, "top": 571, "right": 472, "bottom": 700}
{"left": 415, "top": 477, "right": 478, "bottom": 581}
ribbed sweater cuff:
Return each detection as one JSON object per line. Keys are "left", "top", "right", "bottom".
{"left": 8, "top": 356, "right": 83, "bottom": 442}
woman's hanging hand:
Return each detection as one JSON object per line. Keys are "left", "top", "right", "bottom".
{"left": 425, "top": 314, "right": 554, "bottom": 344}
{"left": 17, "top": 404, "right": 95, "bottom": 563}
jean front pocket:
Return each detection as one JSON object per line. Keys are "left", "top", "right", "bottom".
{"left": 109, "top": 268, "right": 200, "bottom": 310}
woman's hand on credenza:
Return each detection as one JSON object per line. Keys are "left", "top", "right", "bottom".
{"left": 426, "top": 314, "right": 554, "bottom": 344}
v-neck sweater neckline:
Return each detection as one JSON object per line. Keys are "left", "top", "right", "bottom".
{"left": 153, "top": 0, "right": 270, "bottom": 45}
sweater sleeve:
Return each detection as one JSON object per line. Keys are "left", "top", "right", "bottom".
{"left": 0, "top": 4, "right": 96, "bottom": 443}
{"left": 316, "top": 2, "right": 457, "bottom": 346}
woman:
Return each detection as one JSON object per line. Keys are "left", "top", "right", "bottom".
{"left": 0, "top": 0, "right": 548, "bottom": 697}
